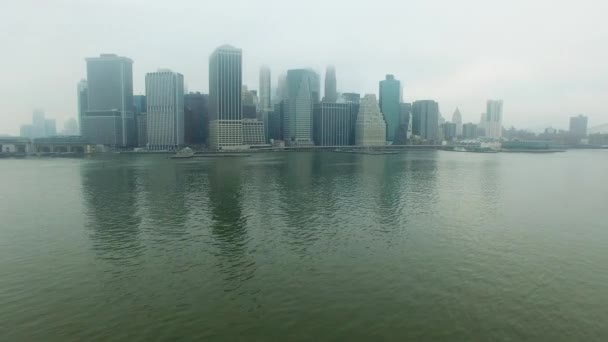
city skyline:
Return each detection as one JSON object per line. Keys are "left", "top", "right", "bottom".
{"left": 2, "top": 0, "right": 607, "bottom": 136}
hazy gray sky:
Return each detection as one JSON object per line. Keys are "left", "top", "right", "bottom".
{"left": 1, "top": 0, "right": 607, "bottom": 135}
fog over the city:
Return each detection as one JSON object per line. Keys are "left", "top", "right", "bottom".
{"left": 1, "top": 0, "right": 607, "bottom": 135}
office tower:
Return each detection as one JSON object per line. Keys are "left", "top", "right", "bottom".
{"left": 313, "top": 102, "right": 352, "bottom": 146}
{"left": 462, "top": 123, "right": 478, "bottom": 139}
{"left": 394, "top": 103, "right": 412, "bottom": 145}
{"left": 484, "top": 100, "right": 503, "bottom": 139}
{"left": 269, "top": 102, "right": 284, "bottom": 141}
{"left": 379, "top": 75, "right": 401, "bottom": 142}
{"left": 82, "top": 54, "right": 134, "bottom": 146}
{"left": 412, "top": 100, "right": 440, "bottom": 143}
{"left": 341, "top": 93, "right": 360, "bottom": 145}
{"left": 242, "top": 119, "right": 266, "bottom": 145}
{"left": 441, "top": 122, "right": 457, "bottom": 141}
{"left": 452, "top": 108, "right": 463, "bottom": 137}
{"left": 569, "top": 115, "right": 588, "bottom": 138}
{"left": 259, "top": 66, "right": 272, "bottom": 112}
{"left": 242, "top": 86, "right": 258, "bottom": 119}
{"left": 45, "top": 119, "right": 57, "bottom": 137}
{"left": 77, "top": 79, "right": 87, "bottom": 135}
{"left": 323, "top": 65, "right": 338, "bottom": 103}
{"left": 276, "top": 73, "right": 288, "bottom": 104}
{"left": 133, "top": 95, "right": 147, "bottom": 115}
{"left": 32, "top": 109, "right": 46, "bottom": 138}
{"left": 342, "top": 93, "right": 360, "bottom": 104}
{"left": 184, "top": 92, "right": 209, "bottom": 146}
{"left": 209, "top": 45, "right": 243, "bottom": 150}
{"left": 355, "top": 94, "right": 386, "bottom": 146}
{"left": 145, "top": 69, "right": 184, "bottom": 150}
{"left": 284, "top": 69, "right": 319, "bottom": 145}
{"left": 137, "top": 113, "right": 147, "bottom": 147}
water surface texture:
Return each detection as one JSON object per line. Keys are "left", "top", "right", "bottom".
{"left": 1, "top": 151, "right": 607, "bottom": 341}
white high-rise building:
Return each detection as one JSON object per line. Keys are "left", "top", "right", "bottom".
{"left": 145, "top": 69, "right": 184, "bottom": 150}
{"left": 485, "top": 100, "right": 503, "bottom": 139}
{"left": 209, "top": 45, "right": 243, "bottom": 150}
{"left": 452, "top": 108, "right": 462, "bottom": 137}
{"left": 355, "top": 94, "right": 386, "bottom": 146}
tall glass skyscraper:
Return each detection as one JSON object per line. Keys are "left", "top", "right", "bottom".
{"left": 323, "top": 65, "right": 338, "bottom": 103}
{"left": 313, "top": 102, "right": 351, "bottom": 146}
{"left": 145, "top": 69, "right": 184, "bottom": 150}
{"left": 484, "top": 100, "right": 503, "bottom": 140}
{"left": 209, "top": 45, "right": 243, "bottom": 150}
{"left": 412, "top": 100, "right": 440, "bottom": 143}
{"left": 82, "top": 54, "right": 135, "bottom": 147}
{"left": 379, "top": 75, "right": 401, "bottom": 142}
{"left": 285, "top": 69, "right": 319, "bottom": 145}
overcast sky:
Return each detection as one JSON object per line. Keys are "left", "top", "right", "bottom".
{"left": 1, "top": 0, "right": 607, "bottom": 135}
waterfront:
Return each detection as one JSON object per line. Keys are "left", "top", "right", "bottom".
{"left": 1, "top": 150, "right": 607, "bottom": 341}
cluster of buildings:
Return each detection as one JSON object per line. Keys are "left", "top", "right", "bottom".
{"left": 70, "top": 45, "right": 509, "bottom": 151}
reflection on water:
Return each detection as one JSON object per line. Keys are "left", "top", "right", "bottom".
{"left": 2, "top": 151, "right": 608, "bottom": 341}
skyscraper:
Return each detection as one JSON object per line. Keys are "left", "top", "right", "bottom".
{"left": 484, "top": 100, "right": 503, "bottom": 140}
{"left": 313, "top": 102, "right": 352, "bottom": 146}
{"left": 394, "top": 103, "right": 412, "bottom": 145}
{"left": 44, "top": 119, "right": 57, "bottom": 137}
{"left": 184, "top": 92, "right": 209, "bottom": 146}
{"left": 209, "top": 45, "right": 243, "bottom": 150}
{"left": 242, "top": 85, "right": 258, "bottom": 119}
{"left": 462, "top": 123, "right": 478, "bottom": 139}
{"left": 77, "top": 80, "right": 87, "bottom": 135}
{"left": 569, "top": 115, "right": 588, "bottom": 138}
{"left": 452, "top": 108, "right": 462, "bottom": 137}
{"left": 355, "top": 94, "right": 386, "bottom": 146}
{"left": 323, "top": 65, "right": 338, "bottom": 103}
{"left": 32, "top": 109, "right": 46, "bottom": 138}
{"left": 342, "top": 93, "right": 361, "bottom": 145}
{"left": 145, "top": 69, "right": 184, "bottom": 150}
{"left": 412, "top": 100, "right": 440, "bottom": 143}
{"left": 259, "top": 66, "right": 272, "bottom": 112}
{"left": 441, "top": 122, "right": 457, "bottom": 141}
{"left": 285, "top": 69, "right": 319, "bottom": 145}
{"left": 379, "top": 75, "right": 401, "bottom": 142}
{"left": 82, "top": 54, "right": 135, "bottom": 147}
{"left": 133, "top": 95, "right": 147, "bottom": 115}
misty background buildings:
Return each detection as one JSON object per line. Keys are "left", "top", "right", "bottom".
{"left": 11, "top": 44, "right": 607, "bottom": 151}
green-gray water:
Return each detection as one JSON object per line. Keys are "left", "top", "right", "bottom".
{"left": 1, "top": 151, "right": 607, "bottom": 341}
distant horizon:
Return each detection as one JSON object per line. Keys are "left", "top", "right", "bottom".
{"left": 2, "top": 0, "right": 607, "bottom": 135}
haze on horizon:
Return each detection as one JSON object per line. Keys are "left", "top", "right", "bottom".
{"left": 1, "top": 0, "right": 607, "bottom": 136}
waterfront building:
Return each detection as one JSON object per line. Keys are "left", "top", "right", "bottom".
{"left": 484, "top": 100, "right": 503, "bottom": 140}
{"left": 184, "top": 92, "right": 208, "bottom": 146}
{"left": 323, "top": 65, "right": 338, "bottom": 103}
{"left": 379, "top": 75, "right": 401, "bottom": 142}
{"left": 269, "top": 102, "right": 284, "bottom": 141}
{"left": 452, "top": 108, "right": 463, "bottom": 137}
{"left": 32, "top": 109, "right": 46, "bottom": 138}
{"left": 284, "top": 69, "right": 319, "bottom": 145}
{"left": 81, "top": 54, "right": 135, "bottom": 147}
{"left": 133, "top": 95, "right": 146, "bottom": 115}
{"left": 242, "top": 86, "right": 258, "bottom": 119}
{"left": 313, "top": 102, "right": 352, "bottom": 146}
{"left": 209, "top": 45, "right": 243, "bottom": 150}
{"left": 441, "top": 122, "right": 457, "bottom": 141}
{"left": 136, "top": 113, "right": 147, "bottom": 147}
{"left": 462, "top": 123, "right": 478, "bottom": 139}
{"left": 394, "top": 103, "right": 412, "bottom": 144}
{"left": 412, "top": 100, "right": 440, "bottom": 143}
{"left": 569, "top": 115, "right": 588, "bottom": 139}
{"left": 355, "top": 94, "right": 386, "bottom": 146}
{"left": 145, "top": 69, "right": 184, "bottom": 150}
{"left": 242, "top": 119, "right": 266, "bottom": 145}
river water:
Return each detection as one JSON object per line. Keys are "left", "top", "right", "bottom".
{"left": 1, "top": 150, "right": 607, "bottom": 341}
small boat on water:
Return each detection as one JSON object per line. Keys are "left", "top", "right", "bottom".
{"left": 171, "top": 147, "right": 195, "bottom": 159}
